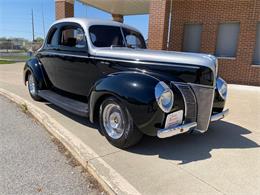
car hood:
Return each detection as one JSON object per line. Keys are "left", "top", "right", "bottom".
{"left": 93, "top": 47, "right": 217, "bottom": 73}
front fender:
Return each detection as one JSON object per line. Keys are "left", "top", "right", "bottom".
{"left": 23, "top": 57, "right": 47, "bottom": 89}
{"left": 89, "top": 71, "right": 165, "bottom": 136}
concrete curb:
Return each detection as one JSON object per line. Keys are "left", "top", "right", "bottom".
{"left": 0, "top": 88, "right": 141, "bottom": 195}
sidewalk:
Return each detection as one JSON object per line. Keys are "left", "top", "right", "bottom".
{"left": 0, "top": 63, "right": 260, "bottom": 195}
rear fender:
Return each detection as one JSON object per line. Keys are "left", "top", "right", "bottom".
{"left": 23, "top": 57, "right": 48, "bottom": 89}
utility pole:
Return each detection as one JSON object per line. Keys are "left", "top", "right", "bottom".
{"left": 31, "top": 9, "right": 35, "bottom": 42}
{"left": 41, "top": 2, "right": 46, "bottom": 38}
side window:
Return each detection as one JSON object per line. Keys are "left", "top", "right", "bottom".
{"left": 126, "top": 35, "right": 140, "bottom": 47}
{"left": 47, "top": 28, "right": 59, "bottom": 47}
{"left": 123, "top": 28, "right": 146, "bottom": 49}
{"left": 60, "top": 26, "right": 86, "bottom": 49}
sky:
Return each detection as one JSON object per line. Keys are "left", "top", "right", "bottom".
{"left": 0, "top": 0, "right": 149, "bottom": 40}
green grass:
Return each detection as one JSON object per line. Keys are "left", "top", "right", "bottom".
{"left": 0, "top": 55, "right": 30, "bottom": 61}
{"left": 20, "top": 103, "right": 28, "bottom": 113}
{"left": 0, "top": 50, "right": 27, "bottom": 53}
{"left": 0, "top": 60, "right": 16, "bottom": 64}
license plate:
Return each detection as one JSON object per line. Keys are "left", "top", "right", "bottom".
{"left": 165, "top": 110, "right": 183, "bottom": 128}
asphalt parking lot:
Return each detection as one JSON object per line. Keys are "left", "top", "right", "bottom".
{"left": 0, "top": 63, "right": 259, "bottom": 195}
{"left": 0, "top": 96, "right": 105, "bottom": 195}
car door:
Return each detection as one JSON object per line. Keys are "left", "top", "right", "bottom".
{"left": 37, "top": 25, "right": 60, "bottom": 86}
{"left": 53, "top": 23, "right": 102, "bottom": 97}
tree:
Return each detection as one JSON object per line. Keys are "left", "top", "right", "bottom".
{"left": 35, "top": 37, "right": 44, "bottom": 43}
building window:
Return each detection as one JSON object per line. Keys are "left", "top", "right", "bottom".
{"left": 216, "top": 23, "right": 240, "bottom": 58}
{"left": 182, "top": 24, "right": 202, "bottom": 52}
{"left": 253, "top": 22, "right": 260, "bottom": 65}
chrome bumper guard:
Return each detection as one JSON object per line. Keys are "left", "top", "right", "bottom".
{"left": 157, "top": 122, "right": 197, "bottom": 138}
{"left": 210, "top": 109, "right": 229, "bottom": 122}
{"left": 157, "top": 109, "right": 229, "bottom": 138}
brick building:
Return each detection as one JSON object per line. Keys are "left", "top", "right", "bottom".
{"left": 55, "top": 0, "right": 260, "bottom": 86}
{"left": 149, "top": 0, "right": 260, "bottom": 86}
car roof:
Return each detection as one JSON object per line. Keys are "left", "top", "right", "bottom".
{"left": 51, "top": 17, "right": 141, "bottom": 33}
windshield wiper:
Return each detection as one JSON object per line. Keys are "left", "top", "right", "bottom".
{"left": 127, "top": 44, "right": 136, "bottom": 49}
{"left": 110, "top": 45, "right": 137, "bottom": 49}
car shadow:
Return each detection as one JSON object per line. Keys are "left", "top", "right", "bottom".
{"left": 43, "top": 103, "right": 259, "bottom": 164}
{"left": 127, "top": 121, "right": 259, "bottom": 164}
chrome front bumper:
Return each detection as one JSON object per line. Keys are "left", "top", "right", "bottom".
{"left": 210, "top": 109, "right": 229, "bottom": 122}
{"left": 157, "top": 109, "right": 229, "bottom": 138}
{"left": 157, "top": 122, "right": 197, "bottom": 138}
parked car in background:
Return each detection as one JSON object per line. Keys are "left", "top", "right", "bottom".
{"left": 23, "top": 18, "right": 229, "bottom": 148}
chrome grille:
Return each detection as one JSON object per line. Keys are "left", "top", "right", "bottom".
{"left": 174, "top": 83, "right": 214, "bottom": 132}
{"left": 175, "top": 83, "right": 197, "bottom": 123}
{"left": 190, "top": 84, "right": 214, "bottom": 131}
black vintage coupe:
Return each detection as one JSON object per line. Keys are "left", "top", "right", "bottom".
{"left": 24, "top": 18, "right": 229, "bottom": 148}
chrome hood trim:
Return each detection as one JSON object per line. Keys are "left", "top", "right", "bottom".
{"left": 93, "top": 47, "right": 217, "bottom": 74}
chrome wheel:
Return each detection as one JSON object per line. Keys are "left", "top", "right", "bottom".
{"left": 28, "top": 74, "right": 36, "bottom": 96}
{"left": 102, "top": 103, "right": 125, "bottom": 139}
{"left": 99, "top": 97, "right": 143, "bottom": 148}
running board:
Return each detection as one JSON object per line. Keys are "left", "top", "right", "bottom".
{"left": 38, "top": 90, "right": 88, "bottom": 117}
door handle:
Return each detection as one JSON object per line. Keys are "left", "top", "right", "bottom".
{"left": 100, "top": 61, "right": 110, "bottom": 65}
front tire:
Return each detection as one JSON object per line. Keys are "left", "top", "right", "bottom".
{"left": 27, "top": 72, "right": 42, "bottom": 101}
{"left": 99, "top": 97, "right": 143, "bottom": 149}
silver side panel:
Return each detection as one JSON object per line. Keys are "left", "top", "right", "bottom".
{"left": 174, "top": 83, "right": 214, "bottom": 132}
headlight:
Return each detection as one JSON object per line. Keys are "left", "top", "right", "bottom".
{"left": 216, "top": 77, "right": 227, "bottom": 99}
{"left": 155, "top": 81, "right": 174, "bottom": 113}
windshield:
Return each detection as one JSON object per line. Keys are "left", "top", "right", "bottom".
{"left": 89, "top": 25, "right": 146, "bottom": 49}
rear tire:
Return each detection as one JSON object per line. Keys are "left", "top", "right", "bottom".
{"left": 27, "top": 72, "right": 42, "bottom": 101}
{"left": 99, "top": 97, "right": 143, "bottom": 149}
